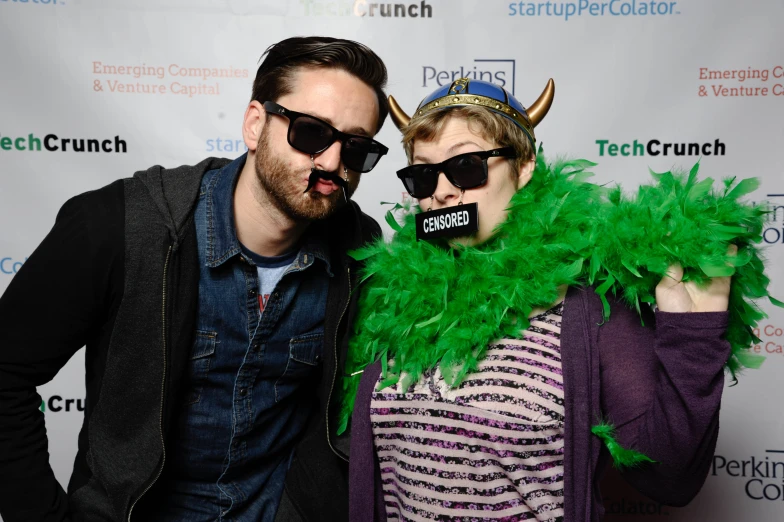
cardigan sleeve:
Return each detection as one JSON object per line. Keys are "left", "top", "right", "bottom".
{"left": 348, "top": 361, "right": 386, "bottom": 522}
{"left": 0, "top": 181, "right": 124, "bottom": 521}
{"left": 596, "top": 296, "right": 730, "bottom": 506}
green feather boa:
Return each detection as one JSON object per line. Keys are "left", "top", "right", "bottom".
{"left": 591, "top": 422, "right": 657, "bottom": 468}
{"left": 339, "top": 152, "right": 781, "bottom": 466}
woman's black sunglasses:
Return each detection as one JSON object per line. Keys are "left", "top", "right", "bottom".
{"left": 396, "top": 147, "right": 517, "bottom": 199}
{"left": 263, "top": 101, "right": 388, "bottom": 173}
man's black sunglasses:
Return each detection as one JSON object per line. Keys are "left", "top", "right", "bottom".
{"left": 263, "top": 101, "right": 388, "bottom": 173}
{"left": 396, "top": 147, "right": 517, "bottom": 199}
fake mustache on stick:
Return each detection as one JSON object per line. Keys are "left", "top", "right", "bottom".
{"left": 303, "top": 169, "right": 349, "bottom": 194}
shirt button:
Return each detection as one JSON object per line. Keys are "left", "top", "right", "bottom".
{"left": 249, "top": 289, "right": 257, "bottom": 297}
{"left": 239, "top": 388, "right": 247, "bottom": 396}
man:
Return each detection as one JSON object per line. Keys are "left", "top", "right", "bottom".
{"left": 0, "top": 36, "right": 389, "bottom": 521}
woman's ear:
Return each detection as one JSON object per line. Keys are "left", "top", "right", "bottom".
{"left": 516, "top": 156, "right": 536, "bottom": 190}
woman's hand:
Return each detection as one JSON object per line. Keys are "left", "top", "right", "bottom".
{"left": 655, "top": 245, "right": 737, "bottom": 313}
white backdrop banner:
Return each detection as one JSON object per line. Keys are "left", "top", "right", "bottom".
{"left": 1, "top": 0, "right": 782, "bottom": 520}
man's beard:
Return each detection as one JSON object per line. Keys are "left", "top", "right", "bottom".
{"left": 253, "top": 131, "right": 357, "bottom": 221}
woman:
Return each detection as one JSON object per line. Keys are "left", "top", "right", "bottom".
{"left": 341, "top": 78, "right": 772, "bottom": 521}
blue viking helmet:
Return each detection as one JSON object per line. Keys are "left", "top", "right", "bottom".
{"left": 388, "top": 77, "right": 554, "bottom": 146}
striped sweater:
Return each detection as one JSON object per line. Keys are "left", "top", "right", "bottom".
{"left": 370, "top": 304, "right": 565, "bottom": 521}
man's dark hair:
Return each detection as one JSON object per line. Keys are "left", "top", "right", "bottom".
{"left": 252, "top": 36, "right": 389, "bottom": 133}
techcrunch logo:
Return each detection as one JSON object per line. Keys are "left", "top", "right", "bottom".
{"left": 0, "top": 133, "right": 127, "bottom": 153}
{"left": 713, "top": 451, "right": 784, "bottom": 501}
{"left": 300, "top": 0, "right": 433, "bottom": 17}
{"left": 508, "top": 0, "right": 679, "bottom": 20}
{"left": 39, "top": 396, "right": 85, "bottom": 413}
{"left": 596, "top": 139, "right": 725, "bottom": 157}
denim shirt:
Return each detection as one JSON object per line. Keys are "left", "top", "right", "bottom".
{"left": 160, "top": 154, "right": 332, "bottom": 521}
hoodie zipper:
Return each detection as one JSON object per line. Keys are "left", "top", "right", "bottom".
{"left": 326, "top": 266, "right": 351, "bottom": 462}
{"left": 127, "top": 244, "right": 172, "bottom": 521}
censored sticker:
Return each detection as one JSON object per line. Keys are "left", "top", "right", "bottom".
{"left": 416, "top": 203, "right": 479, "bottom": 241}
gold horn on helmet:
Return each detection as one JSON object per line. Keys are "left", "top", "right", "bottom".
{"left": 388, "top": 95, "right": 411, "bottom": 130}
{"left": 527, "top": 79, "right": 555, "bottom": 127}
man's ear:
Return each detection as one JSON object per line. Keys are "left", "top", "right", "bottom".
{"left": 516, "top": 156, "right": 536, "bottom": 189}
{"left": 242, "top": 100, "right": 266, "bottom": 152}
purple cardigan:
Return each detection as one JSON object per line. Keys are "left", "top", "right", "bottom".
{"left": 349, "top": 286, "right": 730, "bottom": 521}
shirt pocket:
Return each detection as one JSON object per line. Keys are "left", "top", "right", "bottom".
{"left": 185, "top": 330, "right": 217, "bottom": 405}
{"left": 274, "top": 331, "right": 323, "bottom": 403}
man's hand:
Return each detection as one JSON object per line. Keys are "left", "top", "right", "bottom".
{"left": 655, "top": 245, "right": 737, "bottom": 313}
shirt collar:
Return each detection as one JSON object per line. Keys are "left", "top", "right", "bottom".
{"left": 204, "top": 154, "right": 245, "bottom": 268}
{"left": 295, "top": 227, "right": 334, "bottom": 277}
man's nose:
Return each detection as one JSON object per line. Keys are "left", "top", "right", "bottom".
{"left": 313, "top": 140, "right": 342, "bottom": 172}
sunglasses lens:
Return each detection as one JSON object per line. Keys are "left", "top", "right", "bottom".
{"left": 447, "top": 154, "right": 487, "bottom": 188}
{"left": 400, "top": 165, "right": 439, "bottom": 199}
{"left": 342, "top": 136, "right": 378, "bottom": 173}
{"left": 289, "top": 116, "right": 334, "bottom": 153}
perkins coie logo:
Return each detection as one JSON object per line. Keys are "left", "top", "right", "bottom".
{"left": 423, "top": 59, "right": 516, "bottom": 93}
{"left": 713, "top": 451, "right": 784, "bottom": 501}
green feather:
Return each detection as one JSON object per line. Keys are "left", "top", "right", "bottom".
{"left": 336, "top": 154, "right": 779, "bottom": 436}
{"left": 591, "top": 422, "right": 656, "bottom": 468}
{"left": 687, "top": 161, "right": 700, "bottom": 186}
{"left": 384, "top": 208, "right": 403, "bottom": 232}
{"left": 699, "top": 261, "right": 736, "bottom": 278}
{"left": 347, "top": 247, "right": 378, "bottom": 262}
{"left": 726, "top": 178, "right": 761, "bottom": 200}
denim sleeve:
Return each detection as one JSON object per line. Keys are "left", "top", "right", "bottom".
{"left": 0, "top": 181, "right": 124, "bottom": 522}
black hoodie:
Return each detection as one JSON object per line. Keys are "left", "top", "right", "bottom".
{"left": 0, "top": 157, "right": 381, "bottom": 521}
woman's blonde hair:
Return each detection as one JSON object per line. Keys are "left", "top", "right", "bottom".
{"left": 401, "top": 105, "right": 535, "bottom": 177}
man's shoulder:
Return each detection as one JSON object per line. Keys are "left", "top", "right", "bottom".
{"left": 57, "top": 157, "right": 234, "bottom": 240}
{"left": 353, "top": 202, "right": 382, "bottom": 243}
{"left": 129, "top": 156, "right": 232, "bottom": 194}
{"left": 127, "top": 156, "right": 234, "bottom": 230}
{"left": 58, "top": 178, "right": 126, "bottom": 227}
{"left": 323, "top": 201, "right": 382, "bottom": 251}
{"left": 66, "top": 157, "right": 232, "bottom": 203}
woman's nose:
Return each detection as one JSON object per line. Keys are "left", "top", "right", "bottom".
{"left": 431, "top": 172, "right": 460, "bottom": 206}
